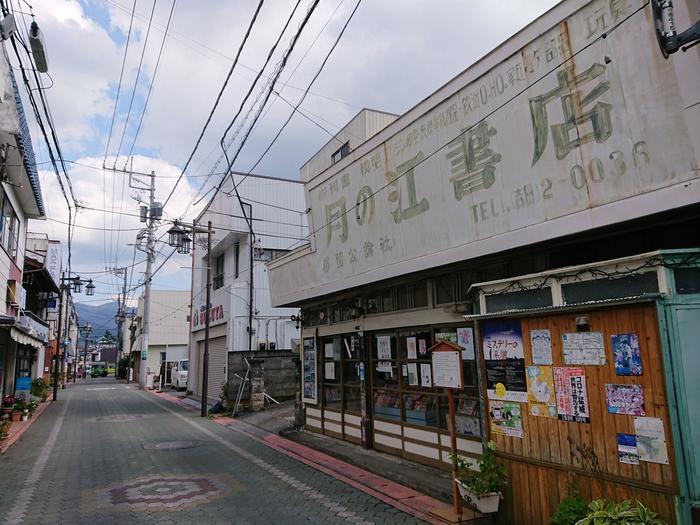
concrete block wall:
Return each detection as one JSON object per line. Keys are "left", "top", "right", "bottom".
{"left": 227, "top": 350, "right": 298, "bottom": 404}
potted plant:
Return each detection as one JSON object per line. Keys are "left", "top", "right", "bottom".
{"left": 2, "top": 395, "right": 14, "bottom": 417}
{"left": 454, "top": 441, "right": 507, "bottom": 514}
{"left": 31, "top": 378, "right": 48, "bottom": 402}
{"left": 0, "top": 418, "right": 11, "bottom": 439}
{"left": 27, "top": 399, "right": 39, "bottom": 417}
{"left": 14, "top": 397, "right": 29, "bottom": 421}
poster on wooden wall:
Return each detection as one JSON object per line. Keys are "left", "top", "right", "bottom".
{"left": 612, "top": 333, "right": 643, "bottom": 376}
{"left": 562, "top": 332, "right": 606, "bottom": 365}
{"left": 617, "top": 433, "right": 640, "bottom": 465}
{"left": 530, "top": 329, "right": 553, "bottom": 365}
{"left": 526, "top": 365, "right": 556, "bottom": 417}
{"left": 553, "top": 367, "right": 590, "bottom": 423}
{"left": 302, "top": 338, "right": 318, "bottom": 404}
{"left": 490, "top": 401, "right": 523, "bottom": 438}
{"left": 605, "top": 384, "right": 645, "bottom": 415}
{"left": 634, "top": 417, "right": 669, "bottom": 465}
{"left": 483, "top": 320, "right": 527, "bottom": 402}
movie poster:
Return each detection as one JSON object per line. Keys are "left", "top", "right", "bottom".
{"left": 483, "top": 320, "right": 527, "bottom": 402}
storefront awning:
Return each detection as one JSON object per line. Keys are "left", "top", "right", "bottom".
{"left": 10, "top": 327, "right": 44, "bottom": 349}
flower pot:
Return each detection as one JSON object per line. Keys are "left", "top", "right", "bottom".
{"left": 457, "top": 481, "right": 501, "bottom": 514}
{"left": 10, "top": 411, "right": 20, "bottom": 422}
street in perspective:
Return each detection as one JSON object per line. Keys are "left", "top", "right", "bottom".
{"left": 0, "top": 0, "right": 698, "bottom": 524}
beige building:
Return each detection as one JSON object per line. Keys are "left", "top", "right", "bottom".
{"left": 130, "top": 290, "right": 190, "bottom": 386}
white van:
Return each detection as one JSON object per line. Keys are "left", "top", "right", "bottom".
{"left": 171, "top": 359, "right": 188, "bottom": 390}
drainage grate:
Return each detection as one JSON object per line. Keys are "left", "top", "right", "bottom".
{"left": 143, "top": 440, "right": 197, "bottom": 450}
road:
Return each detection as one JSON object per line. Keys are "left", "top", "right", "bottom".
{"left": 0, "top": 378, "right": 426, "bottom": 524}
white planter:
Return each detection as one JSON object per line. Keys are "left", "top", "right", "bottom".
{"left": 457, "top": 481, "right": 501, "bottom": 514}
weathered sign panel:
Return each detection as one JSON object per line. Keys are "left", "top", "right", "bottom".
{"left": 306, "top": 0, "right": 696, "bottom": 287}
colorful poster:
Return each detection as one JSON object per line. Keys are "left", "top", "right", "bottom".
{"left": 324, "top": 362, "right": 336, "bottom": 380}
{"left": 407, "top": 363, "right": 418, "bottom": 386}
{"left": 553, "top": 367, "right": 590, "bottom": 423}
{"left": 526, "top": 365, "right": 556, "bottom": 418}
{"left": 634, "top": 417, "right": 669, "bottom": 464}
{"left": 324, "top": 342, "right": 335, "bottom": 359}
{"left": 302, "top": 338, "right": 317, "bottom": 404}
{"left": 457, "top": 327, "right": 475, "bottom": 360}
{"left": 617, "top": 433, "right": 640, "bottom": 465}
{"left": 420, "top": 363, "right": 432, "bottom": 387}
{"left": 418, "top": 339, "right": 427, "bottom": 356}
{"left": 530, "top": 329, "right": 553, "bottom": 365}
{"left": 377, "top": 336, "right": 392, "bottom": 360}
{"left": 605, "top": 384, "right": 645, "bottom": 415}
{"left": 407, "top": 337, "right": 417, "bottom": 359}
{"left": 490, "top": 401, "right": 523, "bottom": 438}
{"left": 612, "top": 333, "right": 642, "bottom": 376}
{"left": 483, "top": 320, "right": 527, "bottom": 402}
{"left": 562, "top": 332, "right": 606, "bottom": 365}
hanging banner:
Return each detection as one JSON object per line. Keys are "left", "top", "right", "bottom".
{"left": 302, "top": 338, "right": 318, "bottom": 405}
{"left": 483, "top": 320, "right": 527, "bottom": 402}
{"left": 553, "top": 367, "right": 590, "bottom": 423}
{"left": 562, "top": 332, "right": 606, "bottom": 365}
{"left": 526, "top": 365, "right": 556, "bottom": 418}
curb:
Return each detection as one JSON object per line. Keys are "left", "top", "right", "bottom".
{"left": 1, "top": 398, "right": 52, "bottom": 455}
{"left": 147, "top": 390, "right": 481, "bottom": 524}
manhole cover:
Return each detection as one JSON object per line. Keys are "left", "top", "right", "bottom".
{"left": 93, "top": 414, "right": 151, "bottom": 423}
{"left": 143, "top": 441, "right": 197, "bottom": 450}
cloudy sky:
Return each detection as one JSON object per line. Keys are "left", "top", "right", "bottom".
{"left": 14, "top": 0, "right": 560, "bottom": 305}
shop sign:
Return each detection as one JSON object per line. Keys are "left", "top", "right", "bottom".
{"left": 304, "top": 0, "right": 695, "bottom": 294}
{"left": 192, "top": 303, "right": 227, "bottom": 330}
{"left": 45, "top": 241, "right": 61, "bottom": 288}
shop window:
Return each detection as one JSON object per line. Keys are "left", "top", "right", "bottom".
{"left": 412, "top": 281, "right": 428, "bottom": 308}
{"left": 562, "top": 273, "right": 658, "bottom": 304}
{"left": 439, "top": 395, "right": 481, "bottom": 437}
{"left": 674, "top": 268, "right": 700, "bottom": 294}
{"left": 403, "top": 393, "right": 437, "bottom": 427}
{"left": 485, "top": 287, "right": 553, "bottom": 312}
{"left": 373, "top": 389, "right": 401, "bottom": 421}
{"left": 365, "top": 294, "right": 380, "bottom": 315}
{"left": 396, "top": 286, "right": 409, "bottom": 311}
{"left": 344, "top": 386, "right": 361, "bottom": 413}
{"left": 303, "top": 306, "right": 328, "bottom": 327}
{"left": 322, "top": 335, "right": 361, "bottom": 414}
{"left": 381, "top": 289, "right": 394, "bottom": 312}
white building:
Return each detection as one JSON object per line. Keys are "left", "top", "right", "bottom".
{"left": 188, "top": 173, "right": 307, "bottom": 403}
{"left": 130, "top": 290, "right": 190, "bottom": 386}
{"left": 0, "top": 46, "right": 48, "bottom": 398}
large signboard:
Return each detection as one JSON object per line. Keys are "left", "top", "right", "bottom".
{"left": 307, "top": 0, "right": 696, "bottom": 288}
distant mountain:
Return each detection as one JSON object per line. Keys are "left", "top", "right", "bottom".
{"left": 74, "top": 301, "right": 118, "bottom": 339}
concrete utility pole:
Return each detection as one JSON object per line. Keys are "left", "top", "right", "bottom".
{"left": 111, "top": 267, "right": 128, "bottom": 378}
{"left": 201, "top": 221, "right": 212, "bottom": 417}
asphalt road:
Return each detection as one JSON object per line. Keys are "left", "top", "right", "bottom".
{"left": 0, "top": 378, "right": 426, "bottom": 524}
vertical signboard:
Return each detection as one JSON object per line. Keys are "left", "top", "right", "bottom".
{"left": 302, "top": 337, "right": 318, "bottom": 405}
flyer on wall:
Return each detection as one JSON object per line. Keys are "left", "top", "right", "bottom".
{"left": 407, "top": 336, "right": 417, "bottom": 360}
{"left": 377, "top": 335, "right": 392, "bottom": 360}
{"left": 530, "top": 329, "right": 553, "bottom": 365}
{"left": 526, "top": 365, "right": 556, "bottom": 417}
{"left": 605, "top": 384, "right": 645, "bottom": 416}
{"left": 490, "top": 401, "right": 523, "bottom": 438}
{"left": 553, "top": 367, "right": 590, "bottom": 423}
{"left": 562, "top": 332, "right": 606, "bottom": 365}
{"left": 612, "top": 333, "right": 643, "bottom": 376}
{"left": 456, "top": 327, "right": 475, "bottom": 360}
{"left": 482, "top": 320, "right": 527, "bottom": 402}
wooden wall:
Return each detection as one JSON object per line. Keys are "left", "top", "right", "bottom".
{"left": 485, "top": 304, "right": 678, "bottom": 524}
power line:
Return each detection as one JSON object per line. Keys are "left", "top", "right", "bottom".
{"left": 162, "top": 0, "right": 266, "bottom": 209}
{"left": 103, "top": 0, "right": 137, "bottom": 164}
{"left": 122, "top": 0, "right": 178, "bottom": 165}
{"left": 112, "top": 0, "right": 158, "bottom": 161}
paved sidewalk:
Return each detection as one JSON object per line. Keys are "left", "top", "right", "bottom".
{"left": 0, "top": 378, "right": 436, "bottom": 524}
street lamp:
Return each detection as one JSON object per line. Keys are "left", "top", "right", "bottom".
{"left": 72, "top": 277, "right": 82, "bottom": 294}
{"left": 168, "top": 219, "right": 214, "bottom": 417}
{"left": 85, "top": 279, "right": 95, "bottom": 296}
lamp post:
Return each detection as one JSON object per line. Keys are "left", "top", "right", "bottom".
{"left": 167, "top": 220, "right": 213, "bottom": 417}
{"left": 79, "top": 323, "right": 92, "bottom": 381}
{"left": 52, "top": 273, "right": 96, "bottom": 401}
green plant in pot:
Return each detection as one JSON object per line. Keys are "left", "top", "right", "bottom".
{"left": 31, "top": 378, "right": 48, "bottom": 401}
{"left": 453, "top": 441, "right": 507, "bottom": 514}
{"left": 0, "top": 418, "right": 11, "bottom": 439}
{"left": 27, "top": 399, "right": 39, "bottom": 415}
{"left": 14, "top": 397, "right": 29, "bottom": 421}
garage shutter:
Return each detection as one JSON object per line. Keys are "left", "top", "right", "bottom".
{"left": 197, "top": 336, "right": 227, "bottom": 402}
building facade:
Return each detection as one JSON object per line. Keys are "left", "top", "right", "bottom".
{"left": 267, "top": 0, "right": 700, "bottom": 522}
{"left": 188, "top": 173, "right": 307, "bottom": 403}
{"left": 131, "top": 290, "right": 190, "bottom": 387}
{"left": 0, "top": 41, "right": 47, "bottom": 399}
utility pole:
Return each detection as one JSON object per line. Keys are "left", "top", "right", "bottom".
{"left": 140, "top": 171, "right": 156, "bottom": 387}
{"left": 201, "top": 221, "right": 212, "bottom": 417}
{"left": 111, "top": 267, "right": 128, "bottom": 378}
{"left": 52, "top": 275, "right": 64, "bottom": 402}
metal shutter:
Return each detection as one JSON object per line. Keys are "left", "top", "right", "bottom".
{"left": 197, "top": 336, "right": 227, "bottom": 402}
